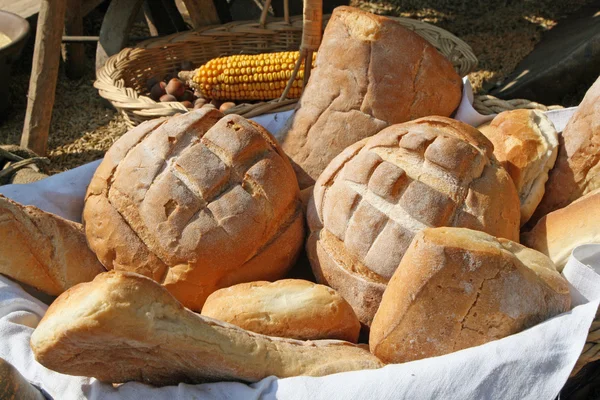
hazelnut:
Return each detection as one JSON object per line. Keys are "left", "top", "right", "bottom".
{"left": 150, "top": 82, "right": 167, "bottom": 101}
{"left": 166, "top": 78, "right": 186, "bottom": 98}
{"left": 159, "top": 94, "right": 178, "bottom": 102}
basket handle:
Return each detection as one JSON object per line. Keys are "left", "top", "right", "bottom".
{"left": 301, "top": 0, "right": 322, "bottom": 52}
{"left": 278, "top": 0, "right": 323, "bottom": 101}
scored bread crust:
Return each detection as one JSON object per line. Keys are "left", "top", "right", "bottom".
{"left": 478, "top": 109, "right": 558, "bottom": 226}
{"left": 307, "top": 116, "right": 520, "bottom": 326}
{"left": 369, "top": 227, "right": 570, "bottom": 364}
{"left": 30, "top": 271, "right": 383, "bottom": 385}
{"left": 202, "top": 279, "right": 361, "bottom": 343}
{"left": 83, "top": 109, "right": 304, "bottom": 311}
{"left": 531, "top": 75, "right": 600, "bottom": 222}
{"left": 522, "top": 188, "right": 600, "bottom": 271}
{"left": 0, "top": 195, "right": 105, "bottom": 296}
{"left": 280, "top": 6, "right": 462, "bottom": 188}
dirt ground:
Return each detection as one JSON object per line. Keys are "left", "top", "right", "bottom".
{"left": 0, "top": 0, "right": 596, "bottom": 173}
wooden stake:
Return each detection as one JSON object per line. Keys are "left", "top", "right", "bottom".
{"left": 21, "top": 0, "right": 67, "bottom": 156}
{"left": 63, "top": 0, "right": 85, "bottom": 79}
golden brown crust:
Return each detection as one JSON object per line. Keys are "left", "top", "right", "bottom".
{"left": 280, "top": 6, "right": 462, "bottom": 187}
{"left": 370, "top": 227, "right": 570, "bottom": 364}
{"left": 0, "top": 195, "right": 105, "bottom": 296}
{"left": 30, "top": 271, "right": 383, "bottom": 385}
{"left": 83, "top": 109, "right": 304, "bottom": 311}
{"left": 201, "top": 279, "right": 361, "bottom": 342}
{"left": 307, "top": 116, "right": 520, "bottom": 326}
{"left": 478, "top": 110, "right": 558, "bottom": 225}
{"left": 531, "top": 76, "right": 600, "bottom": 222}
{"left": 522, "top": 188, "right": 600, "bottom": 271}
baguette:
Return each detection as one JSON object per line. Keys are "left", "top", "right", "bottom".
{"left": 30, "top": 271, "right": 383, "bottom": 386}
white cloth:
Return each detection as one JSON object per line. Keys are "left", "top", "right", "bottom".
{"left": 0, "top": 80, "right": 598, "bottom": 400}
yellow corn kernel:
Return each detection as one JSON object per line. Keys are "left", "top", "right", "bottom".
{"left": 193, "top": 51, "right": 316, "bottom": 100}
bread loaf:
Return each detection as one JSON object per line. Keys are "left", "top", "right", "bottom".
{"left": 202, "top": 279, "right": 361, "bottom": 342}
{"left": 307, "top": 116, "right": 520, "bottom": 326}
{"left": 370, "top": 227, "right": 570, "bottom": 364}
{"left": 83, "top": 109, "right": 304, "bottom": 311}
{"left": 478, "top": 109, "right": 558, "bottom": 225}
{"left": 531, "top": 75, "right": 600, "bottom": 222}
{"left": 522, "top": 188, "right": 600, "bottom": 271}
{"left": 0, "top": 195, "right": 105, "bottom": 296}
{"left": 30, "top": 271, "right": 383, "bottom": 385}
{"left": 280, "top": 6, "right": 462, "bottom": 188}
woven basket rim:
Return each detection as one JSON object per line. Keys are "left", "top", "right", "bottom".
{"left": 95, "top": 13, "right": 479, "bottom": 126}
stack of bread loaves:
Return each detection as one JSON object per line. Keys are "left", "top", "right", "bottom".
{"left": 3, "top": 5, "right": 598, "bottom": 388}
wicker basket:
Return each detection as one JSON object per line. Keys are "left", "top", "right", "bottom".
{"left": 95, "top": 13, "right": 478, "bottom": 128}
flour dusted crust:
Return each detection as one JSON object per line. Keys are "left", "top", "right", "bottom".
{"left": 202, "top": 279, "right": 361, "bottom": 342}
{"left": 369, "top": 227, "right": 570, "bottom": 363}
{"left": 307, "top": 116, "right": 520, "bottom": 326}
{"left": 83, "top": 109, "right": 304, "bottom": 311}
{"left": 30, "top": 271, "right": 383, "bottom": 385}
{"left": 531, "top": 75, "right": 600, "bottom": 222}
{"left": 478, "top": 109, "right": 558, "bottom": 225}
{"left": 0, "top": 195, "right": 105, "bottom": 296}
{"left": 280, "top": 6, "right": 462, "bottom": 188}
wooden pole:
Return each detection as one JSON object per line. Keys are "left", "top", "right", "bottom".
{"left": 63, "top": 0, "right": 86, "bottom": 79}
{"left": 181, "top": 0, "right": 220, "bottom": 28}
{"left": 95, "top": 0, "right": 145, "bottom": 71}
{"left": 21, "top": 0, "right": 67, "bottom": 156}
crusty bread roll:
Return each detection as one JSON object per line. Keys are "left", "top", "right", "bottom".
{"left": 0, "top": 195, "right": 105, "bottom": 296}
{"left": 478, "top": 109, "right": 558, "bottom": 225}
{"left": 307, "top": 116, "right": 521, "bottom": 326}
{"left": 30, "top": 271, "right": 383, "bottom": 385}
{"left": 280, "top": 6, "right": 462, "bottom": 188}
{"left": 522, "top": 188, "right": 600, "bottom": 271}
{"left": 370, "top": 227, "right": 570, "bottom": 364}
{"left": 531, "top": 75, "right": 600, "bottom": 222}
{"left": 83, "top": 109, "right": 304, "bottom": 311}
{"left": 202, "top": 279, "right": 361, "bottom": 342}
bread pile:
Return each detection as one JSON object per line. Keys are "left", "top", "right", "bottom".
{"left": 2, "top": 5, "right": 598, "bottom": 388}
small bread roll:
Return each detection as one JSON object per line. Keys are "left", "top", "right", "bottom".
{"left": 478, "top": 109, "right": 558, "bottom": 225}
{"left": 0, "top": 195, "right": 105, "bottom": 296}
{"left": 370, "top": 227, "right": 570, "bottom": 364}
{"left": 30, "top": 271, "right": 383, "bottom": 386}
{"left": 202, "top": 279, "right": 361, "bottom": 342}
{"left": 522, "top": 188, "right": 600, "bottom": 271}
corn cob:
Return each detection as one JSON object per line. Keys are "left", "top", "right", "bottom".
{"left": 191, "top": 51, "right": 316, "bottom": 101}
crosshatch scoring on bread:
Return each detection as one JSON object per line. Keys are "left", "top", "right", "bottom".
{"left": 307, "top": 116, "right": 520, "bottom": 327}
{"left": 82, "top": 108, "right": 304, "bottom": 311}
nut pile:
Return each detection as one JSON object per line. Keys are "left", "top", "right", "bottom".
{"left": 147, "top": 76, "right": 235, "bottom": 113}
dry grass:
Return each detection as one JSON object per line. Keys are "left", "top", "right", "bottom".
{"left": 0, "top": 1, "right": 596, "bottom": 173}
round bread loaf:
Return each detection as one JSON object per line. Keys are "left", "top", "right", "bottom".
{"left": 202, "top": 279, "right": 361, "bottom": 342}
{"left": 478, "top": 109, "right": 558, "bottom": 226}
{"left": 83, "top": 109, "right": 304, "bottom": 311}
{"left": 306, "top": 116, "right": 520, "bottom": 326}
{"left": 522, "top": 188, "right": 600, "bottom": 271}
{"left": 370, "top": 227, "right": 570, "bottom": 364}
